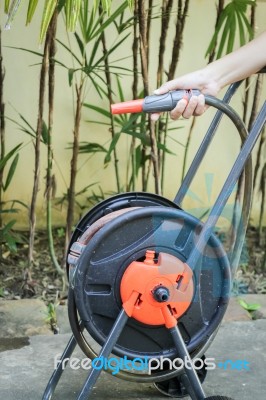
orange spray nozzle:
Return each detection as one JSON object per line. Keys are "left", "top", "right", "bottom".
{"left": 111, "top": 99, "right": 144, "bottom": 114}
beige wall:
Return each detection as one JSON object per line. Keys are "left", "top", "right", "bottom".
{"left": 1, "top": 0, "right": 266, "bottom": 230}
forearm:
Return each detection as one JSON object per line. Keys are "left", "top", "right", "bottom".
{"left": 204, "top": 31, "right": 266, "bottom": 89}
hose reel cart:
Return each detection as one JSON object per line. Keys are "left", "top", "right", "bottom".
{"left": 43, "top": 75, "right": 266, "bottom": 400}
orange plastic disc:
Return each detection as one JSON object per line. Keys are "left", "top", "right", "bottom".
{"left": 120, "top": 251, "right": 194, "bottom": 328}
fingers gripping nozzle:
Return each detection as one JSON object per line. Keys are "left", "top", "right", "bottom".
{"left": 111, "top": 89, "right": 201, "bottom": 115}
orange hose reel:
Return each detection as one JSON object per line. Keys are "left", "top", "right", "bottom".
{"left": 120, "top": 250, "right": 194, "bottom": 329}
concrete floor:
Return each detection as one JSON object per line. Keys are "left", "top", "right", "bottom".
{"left": 0, "top": 319, "right": 266, "bottom": 400}
{"left": 1, "top": 295, "right": 266, "bottom": 399}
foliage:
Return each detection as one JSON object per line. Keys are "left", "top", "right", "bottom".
{"left": 1, "top": 0, "right": 264, "bottom": 278}
{"left": 238, "top": 298, "right": 261, "bottom": 312}
{"left": 206, "top": 0, "right": 255, "bottom": 59}
{"left": 3, "top": 0, "right": 133, "bottom": 43}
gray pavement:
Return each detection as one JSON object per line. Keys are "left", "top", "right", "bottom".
{"left": 1, "top": 298, "right": 266, "bottom": 399}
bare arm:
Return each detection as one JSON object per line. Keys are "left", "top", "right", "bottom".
{"left": 152, "top": 31, "right": 266, "bottom": 120}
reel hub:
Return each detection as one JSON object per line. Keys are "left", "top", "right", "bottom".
{"left": 120, "top": 250, "right": 194, "bottom": 327}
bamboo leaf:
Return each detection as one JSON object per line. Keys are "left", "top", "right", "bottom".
{"left": 90, "top": 2, "right": 128, "bottom": 41}
{"left": 157, "top": 142, "right": 175, "bottom": 155}
{"left": 56, "top": 38, "right": 82, "bottom": 65}
{"left": 41, "top": 121, "right": 49, "bottom": 144}
{"left": 236, "top": 10, "right": 246, "bottom": 46}
{"left": 240, "top": 11, "right": 254, "bottom": 40}
{"left": 74, "top": 32, "right": 86, "bottom": 60}
{"left": 65, "top": 0, "right": 82, "bottom": 32}
{"left": 216, "top": 16, "right": 231, "bottom": 59}
{"left": 205, "top": 10, "right": 228, "bottom": 57}
{"left": 39, "top": 0, "right": 58, "bottom": 44}
{"left": 4, "top": 0, "right": 11, "bottom": 14}
{"left": 0, "top": 144, "right": 22, "bottom": 172}
{"left": 227, "top": 13, "right": 236, "bottom": 54}
{"left": 0, "top": 209, "right": 19, "bottom": 214}
{"left": 104, "top": 132, "right": 121, "bottom": 164}
{"left": 83, "top": 103, "right": 111, "bottom": 119}
{"left": 92, "top": 33, "right": 130, "bottom": 69}
{"left": 1, "top": 220, "right": 16, "bottom": 234}
{"left": 5, "top": 0, "right": 22, "bottom": 30}
{"left": 3, "top": 154, "right": 19, "bottom": 191}
{"left": 84, "top": 1, "right": 95, "bottom": 43}
{"left": 26, "top": 0, "right": 39, "bottom": 25}
{"left": 77, "top": 142, "right": 107, "bottom": 154}
{"left": 116, "top": 76, "right": 125, "bottom": 102}
{"left": 87, "top": 35, "right": 103, "bottom": 67}
{"left": 127, "top": 0, "right": 133, "bottom": 12}
{"left": 68, "top": 68, "right": 75, "bottom": 86}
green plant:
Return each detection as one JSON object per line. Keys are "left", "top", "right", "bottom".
{"left": 206, "top": 0, "right": 254, "bottom": 60}
{"left": 55, "top": 0, "right": 132, "bottom": 260}
{"left": 3, "top": 0, "right": 121, "bottom": 43}
{"left": 0, "top": 28, "right": 26, "bottom": 255}
{"left": 45, "top": 301, "right": 59, "bottom": 333}
{"left": 238, "top": 298, "right": 261, "bottom": 312}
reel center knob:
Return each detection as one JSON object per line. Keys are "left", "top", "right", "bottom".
{"left": 152, "top": 286, "right": 170, "bottom": 302}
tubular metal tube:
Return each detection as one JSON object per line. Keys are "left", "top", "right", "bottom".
{"left": 77, "top": 308, "right": 129, "bottom": 400}
{"left": 175, "top": 88, "right": 252, "bottom": 274}
{"left": 169, "top": 325, "right": 206, "bottom": 400}
{"left": 186, "top": 102, "right": 266, "bottom": 271}
{"left": 42, "top": 332, "right": 80, "bottom": 400}
{"left": 174, "top": 81, "right": 242, "bottom": 205}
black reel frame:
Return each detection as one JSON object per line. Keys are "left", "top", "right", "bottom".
{"left": 43, "top": 78, "right": 266, "bottom": 400}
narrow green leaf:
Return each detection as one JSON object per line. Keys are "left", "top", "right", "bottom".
{"left": 157, "top": 142, "right": 175, "bottom": 155}
{"left": 7, "top": 199, "right": 28, "bottom": 209}
{"left": 240, "top": 11, "right": 254, "bottom": 40}
{"left": 65, "top": 0, "right": 82, "bottom": 32}
{"left": 77, "top": 142, "right": 107, "bottom": 154}
{"left": 0, "top": 144, "right": 22, "bottom": 172}
{"left": 238, "top": 298, "right": 261, "bottom": 312}
{"left": 68, "top": 68, "right": 75, "bottom": 86}
{"left": 1, "top": 220, "right": 16, "bottom": 234}
{"left": 226, "top": 13, "right": 236, "bottom": 54}
{"left": 56, "top": 38, "right": 82, "bottom": 66}
{"left": 104, "top": 132, "right": 121, "bottom": 164}
{"left": 41, "top": 121, "right": 49, "bottom": 145}
{"left": 87, "top": 35, "right": 102, "bottom": 67}
{"left": 5, "top": 0, "right": 22, "bottom": 30}
{"left": 84, "top": 1, "right": 95, "bottom": 43}
{"left": 26, "top": 0, "right": 39, "bottom": 25}
{"left": 39, "top": 0, "right": 58, "bottom": 44}
{"left": 205, "top": 10, "right": 228, "bottom": 57}
{"left": 216, "top": 16, "right": 231, "bottom": 59}
{"left": 83, "top": 103, "right": 111, "bottom": 118}
{"left": 116, "top": 76, "right": 125, "bottom": 102}
{"left": 121, "top": 113, "right": 140, "bottom": 132}
{"left": 127, "top": 0, "right": 133, "bottom": 12}
{"left": 88, "top": 74, "right": 108, "bottom": 99}
{"left": 134, "top": 144, "right": 142, "bottom": 176}
{"left": 236, "top": 10, "right": 246, "bottom": 46}
{"left": 90, "top": 2, "right": 128, "bottom": 41}
{"left": 4, "top": 0, "right": 11, "bottom": 14}
{"left": 0, "top": 208, "right": 19, "bottom": 214}
{"left": 92, "top": 33, "right": 131, "bottom": 69}
{"left": 3, "top": 153, "right": 19, "bottom": 191}
{"left": 74, "top": 32, "right": 86, "bottom": 60}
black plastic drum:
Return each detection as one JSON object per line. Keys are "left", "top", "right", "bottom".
{"left": 72, "top": 200, "right": 230, "bottom": 360}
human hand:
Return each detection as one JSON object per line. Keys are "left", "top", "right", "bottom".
{"left": 151, "top": 69, "right": 220, "bottom": 121}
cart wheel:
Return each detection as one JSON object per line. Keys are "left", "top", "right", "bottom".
{"left": 205, "top": 397, "right": 235, "bottom": 399}
{"left": 153, "top": 356, "right": 207, "bottom": 398}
